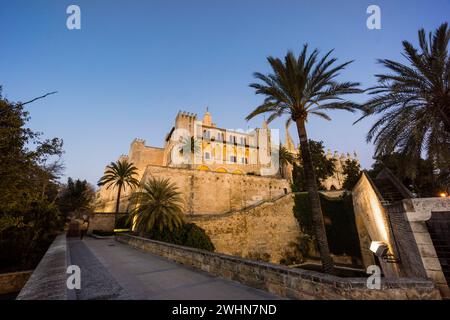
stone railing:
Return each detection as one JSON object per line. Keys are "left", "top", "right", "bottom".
{"left": 17, "top": 234, "right": 75, "bottom": 300}
{"left": 117, "top": 233, "right": 441, "bottom": 300}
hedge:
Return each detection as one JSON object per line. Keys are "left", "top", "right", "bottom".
{"left": 143, "top": 223, "right": 215, "bottom": 252}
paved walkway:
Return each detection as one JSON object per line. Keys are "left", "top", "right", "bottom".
{"left": 67, "top": 238, "right": 282, "bottom": 300}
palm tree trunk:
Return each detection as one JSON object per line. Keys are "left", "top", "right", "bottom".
{"left": 115, "top": 184, "right": 122, "bottom": 213}
{"left": 295, "top": 118, "right": 335, "bottom": 274}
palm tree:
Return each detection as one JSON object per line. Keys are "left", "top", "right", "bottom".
{"left": 128, "top": 177, "right": 184, "bottom": 234}
{"left": 97, "top": 159, "right": 140, "bottom": 213}
{"left": 278, "top": 145, "right": 294, "bottom": 178}
{"left": 180, "top": 136, "right": 201, "bottom": 167}
{"left": 357, "top": 23, "right": 450, "bottom": 171}
{"left": 246, "top": 44, "right": 361, "bottom": 273}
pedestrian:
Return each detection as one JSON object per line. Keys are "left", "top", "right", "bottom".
{"left": 80, "top": 215, "right": 89, "bottom": 240}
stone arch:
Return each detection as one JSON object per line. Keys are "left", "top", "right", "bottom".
{"left": 215, "top": 167, "right": 228, "bottom": 173}
{"left": 232, "top": 169, "right": 244, "bottom": 175}
{"left": 197, "top": 165, "right": 210, "bottom": 171}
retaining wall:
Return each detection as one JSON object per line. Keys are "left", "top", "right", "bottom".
{"left": 116, "top": 233, "right": 441, "bottom": 300}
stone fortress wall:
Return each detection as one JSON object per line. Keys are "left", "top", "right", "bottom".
{"left": 323, "top": 150, "right": 359, "bottom": 190}
{"left": 187, "top": 193, "right": 299, "bottom": 264}
{"left": 97, "top": 163, "right": 290, "bottom": 215}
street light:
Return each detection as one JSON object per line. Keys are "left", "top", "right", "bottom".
{"left": 370, "top": 241, "right": 399, "bottom": 263}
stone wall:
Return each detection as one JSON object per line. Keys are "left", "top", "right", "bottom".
{"left": 402, "top": 198, "right": 450, "bottom": 298}
{"left": 188, "top": 193, "right": 300, "bottom": 264}
{"left": 352, "top": 171, "right": 450, "bottom": 299}
{"left": 98, "top": 164, "right": 290, "bottom": 214}
{"left": 87, "top": 213, "right": 116, "bottom": 232}
{"left": 144, "top": 165, "right": 289, "bottom": 214}
{"left": 427, "top": 212, "right": 450, "bottom": 295}
{"left": 352, "top": 172, "right": 401, "bottom": 277}
{"left": 17, "top": 234, "right": 74, "bottom": 300}
{"left": 385, "top": 202, "right": 428, "bottom": 279}
{"left": 116, "top": 233, "right": 441, "bottom": 300}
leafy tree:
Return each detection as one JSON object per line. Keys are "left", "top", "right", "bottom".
{"left": 342, "top": 159, "right": 361, "bottom": 190}
{"left": 58, "top": 177, "right": 95, "bottom": 216}
{"left": 97, "top": 159, "right": 140, "bottom": 213}
{"left": 358, "top": 23, "right": 450, "bottom": 173}
{"left": 0, "top": 87, "right": 64, "bottom": 272}
{"left": 368, "top": 153, "right": 447, "bottom": 197}
{"left": 246, "top": 45, "right": 361, "bottom": 274}
{"left": 128, "top": 177, "right": 184, "bottom": 233}
{"left": 0, "top": 89, "right": 63, "bottom": 214}
{"left": 293, "top": 140, "right": 336, "bottom": 191}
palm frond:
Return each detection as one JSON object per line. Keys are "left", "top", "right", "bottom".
{"left": 128, "top": 177, "right": 184, "bottom": 233}
{"left": 246, "top": 43, "right": 361, "bottom": 123}
{"left": 360, "top": 23, "right": 450, "bottom": 166}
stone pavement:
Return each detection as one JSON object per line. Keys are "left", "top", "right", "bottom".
{"left": 67, "top": 237, "right": 283, "bottom": 300}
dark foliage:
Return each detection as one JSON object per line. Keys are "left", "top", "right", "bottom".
{"left": 358, "top": 23, "right": 450, "bottom": 173}
{"left": 143, "top": 223, "right": 215, "bottom": 252}
{"left": 57, "top": 177, "right": 95, "bottom": 216}
{"left": 293, "top": 192, "right": 361, "bottom": 258}
{"left": 368, "top": 153, "right": 448, "bottom": 196}
{"left": 342, "top": 159, "right": 362, "bottom": 190}
{"left": 92, "top": 230, "right": 114, "bottom": 237}
{"left": 291, "top": 140, "right": 335, "bottom": 191}
{"left": 0, "top": 88, "right": 65, "bottom": 272}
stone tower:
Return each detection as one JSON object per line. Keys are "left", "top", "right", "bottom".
{"left": 175, "top": 111, "right": 197, "bottom": 136}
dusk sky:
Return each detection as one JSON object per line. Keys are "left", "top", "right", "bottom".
{"left": 1, "top": 0, "right": 449, "bottom": 185}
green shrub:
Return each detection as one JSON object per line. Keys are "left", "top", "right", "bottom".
{"left": 0, "top": 202, "right": 64, "bottom": 273}
{"left": 144, "top": 223, "right": 215, "bottom": 252}
{"left": 115, "top": 214, "right": 131, "bottom": 229}
{"left": 92, "top": 230, "right": 114, "bottom": 237}
{"left": 293, "top": 192, "right": 314, "bottom": 235}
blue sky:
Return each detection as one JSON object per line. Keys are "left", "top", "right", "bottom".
{"left": 1, "top": 0, "right": 449, "bottom": 184}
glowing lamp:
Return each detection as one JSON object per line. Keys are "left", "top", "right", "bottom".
{"left": 370, "top": 241, "right": 389, "bottom": 258}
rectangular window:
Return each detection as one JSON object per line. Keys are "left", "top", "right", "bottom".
{"left": 205, "top": 152, "right": 210, "bottom": 160}
{"left": 230, "top": 155, "right": 236, "bottom": 163}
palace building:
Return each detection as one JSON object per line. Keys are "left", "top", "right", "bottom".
{"left": 95, "top": 109, "right": 358, "bottom": 213}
